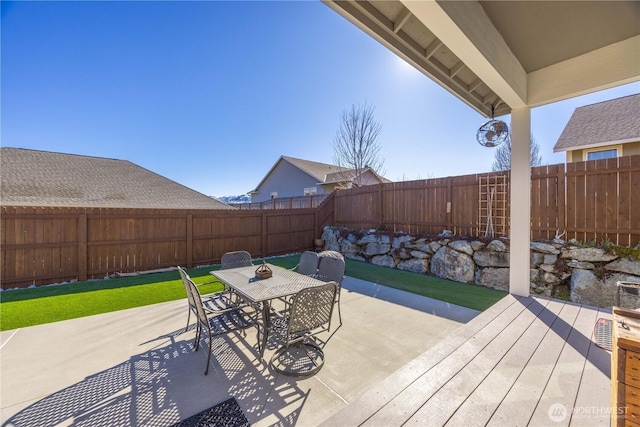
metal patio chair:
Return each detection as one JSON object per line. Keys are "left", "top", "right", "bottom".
{"left": 270, "top": 282, "right": 338, "bottom": 377}
{"left": 184, "top": 275, "right": 258, "bottom": 375}
{"left": 316, "top": 255, "right": 346, "bottom": 329}
{"left": 177, "top": 266, "right": 239, "bottom": 333}
{"left": 221, "top": 250, "right": 253, "bottom": 270}
{"left": 293, "top": 251, "right": 320, "bottom": 276}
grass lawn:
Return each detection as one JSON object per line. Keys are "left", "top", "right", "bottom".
{"left": 0, "top": 255, "right": 506, "bottom": 331}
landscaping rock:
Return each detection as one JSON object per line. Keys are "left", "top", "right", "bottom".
{"left": 397, "top": 258, "right": 429, "bottom": 274}
{"left": 449, "top": 240, "right": 474, "bottom": 256}
{"left": 410, "top": 250, "right": 429, "bottom": 259}
{"left": 606, "top": 258, "right": 640, "bottom": 276}
{"left": 371, "top": 254, "right": 395, "bottom": 268}
{"left": 475, "top": 267, "right": 509, "bottom": 291}
{"left": 473, "top": 250, "right": 510, "bottom": 267}
{"left": 431, "top": 246, "right": 475, "bottom": 283}
{"left": 364, "top": 242, "right": 391, "bottom": 256}
{"left": 487, "top": 240, "right": 507, "bottom": 252}
{"left": 562, "top": 247, "right": 617, "bottom": 262}
{"left": 392, "top": 235, "right": 413, "bottom": 249}
{"left": 567, "top": 261, "right": 595, "bottom": 270}
{"left": 530, "top": 242, "right": 560, "bottom": 255}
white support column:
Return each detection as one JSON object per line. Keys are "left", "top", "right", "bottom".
{"left": 509, "top": 107, "right": 531, "bottom": 296}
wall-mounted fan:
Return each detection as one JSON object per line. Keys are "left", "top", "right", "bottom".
{"left": 476, "top": 106, "right": 510, "bottom": 147}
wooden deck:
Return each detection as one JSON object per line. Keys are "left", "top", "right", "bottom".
{"left": 321, "top": 295, "right": 612, "bottom": 427}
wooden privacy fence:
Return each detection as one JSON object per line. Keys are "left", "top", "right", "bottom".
{"left": 230, "top": 194, "right": 329, "bottom": 210}
{"left": 2, "top": 156, "right": 638, "bottom": 289}
{"left": 333, "top": 155, "right": 640, "bottom": 246}
{"left": 1, "top": 207, "right": 324, "bottom": 289}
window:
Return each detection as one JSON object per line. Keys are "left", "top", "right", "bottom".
{"left": 584, "top": 147, "right": 620, "bottom": 161}
{"left": 270, "top": 192, "right": 278, "bottom": 199}
{"left": 304, "top": 187, "right": 317, "bottom": 196}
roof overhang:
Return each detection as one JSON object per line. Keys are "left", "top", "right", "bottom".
{"left": 323, "top": 0, "right": 640, "bottom": 117}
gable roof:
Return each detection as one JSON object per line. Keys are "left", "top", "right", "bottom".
{"left": 249, "top": 155, "right": 390, "bottom": 194}
{"left": 0, "top": 148, "right": 233, "bottom": 209}
{"left": 553, "top": 93, "right": 640, "bottom": 152}
{"left": 282, "top": 156, "right": 348, "bottom": 182}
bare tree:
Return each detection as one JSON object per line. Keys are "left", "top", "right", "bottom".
{"left": 491, "top": 135, "right": 543, "bottom": 171}
{"left": 333, "top": 102, "right": 384, "bottom": 187}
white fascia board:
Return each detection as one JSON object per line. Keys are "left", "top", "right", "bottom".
{"left": 553, "top": 138, "right": 640, "bottom": 153}
{"left": 403, "top": 0, "right": 528, "bottom": 110}
{"left": 528, "top": 36, "right": 640, "bottom": 107}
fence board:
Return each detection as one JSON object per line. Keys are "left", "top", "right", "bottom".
{"left": 3, "top": 156, "right": 639, "bottom": 289}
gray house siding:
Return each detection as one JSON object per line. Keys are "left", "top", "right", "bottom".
{"left": 251, "top": 160, "right": 326, "bottom": 203}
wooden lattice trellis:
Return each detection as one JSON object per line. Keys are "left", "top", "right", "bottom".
{"left": 478, "top": 174, "right": 509, "bottom": 238}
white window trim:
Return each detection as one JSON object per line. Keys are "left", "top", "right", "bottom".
{"left": 270, "top": 192, "right": 278, "bottom": 199}
{"left": 583, "top": 144, "right": 622, "bottom": 161}
{"left": 303, "top": 187, "right": 317, "bottom": 196}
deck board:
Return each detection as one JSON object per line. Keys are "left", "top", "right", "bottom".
{"left": 324, "top": 295, "right": 520, "bottom": 427}
{"left": 486, "top": 298, "right": 575, "bottom": 427}
{"left": 361, "top": 296, "right": 533, "bottom": 426}
{"left": 405, "top": 297, "right": 549, "bottom": 426}
{"left": 446, "top": 297, "right": 560, "bottom": 426}
{"left": 321, "top": 296, "right": 613, "bottom": 427}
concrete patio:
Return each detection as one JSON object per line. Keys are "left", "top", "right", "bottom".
{"left": 0, "top": 276, "right": 477, "bottom": 426}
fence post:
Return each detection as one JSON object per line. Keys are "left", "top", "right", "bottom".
{"left": 557, "top": 164, "right": 566, "bottom": 238}
{"left": 186, "top": 213, "right": 193, "bottom": 268}
{"left": 78, "top": 212, "right": 88, "bottom": 282}
{"left": 446, "top": 177, "right": 452, "bottom": 231}
{"left": 261, "top": 211, "right": 267, "bottom": 258}
{"left": 379, "top": 184, "right": 384, "bottom": 227}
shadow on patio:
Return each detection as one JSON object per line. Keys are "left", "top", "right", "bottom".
{"left": 1, "top": 277, "right": 476, "bottom": 426}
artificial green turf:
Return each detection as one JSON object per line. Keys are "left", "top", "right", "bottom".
{"left": 1, "top": 255, "right": 506, "bottom": 331}
{"left": 0, "top": 267, "right": 225, "bottom": 331}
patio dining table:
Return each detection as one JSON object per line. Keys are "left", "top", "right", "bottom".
{"left": 210, "top": 263, "right": 326, "bottom": 358}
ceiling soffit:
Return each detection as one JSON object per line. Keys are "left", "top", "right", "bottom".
{"left": 324, "top": 0, "right": 514, "bottom": 117}
{"left": 324, "top": 0, "right": 640, "bottom": 118}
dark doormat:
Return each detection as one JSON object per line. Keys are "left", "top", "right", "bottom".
{"left": 171, "top": 397, "right": 250, "bottom": 427}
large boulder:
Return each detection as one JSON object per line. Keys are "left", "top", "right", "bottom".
{"left": 530, "top": 242, "right": 560, "bottom": 255}
{"left": 364, "top": 242, "right": 391, "bottom": 256}
{"left": 340, "top": 240, "right": 359, "bottom": 258}
{"left": 487, "top": 240, "right": 508, "bottom": 252}
{"left": 475, "top": 267, "right": 509, "bottom": 291}
{"left": 561, "top": 247, "right": 617, "bottom": 262}
{"left": 431, "top": 246, "right": 475, "bottom": 284}
{"left": 392, "top": 235, "right": 413, "bottom": 249}
{"left": 371, "top": 254, "right": 395, "bottom": 268}
{"left": 606, "top": 258, "right": 640, "bottom": 276}
{"left": 322, "top": 227, "right": 340, "bottom": 251}
{"left": 397, "top": 258, "right": 429, "bottom": 274}
{"left": 449, "top": 240, "right": 474, "bottom": 256}
{"left": 474, "top": 250, "right": 510, "bottom": 267}
{"left": 570, "top": 270, "right": 640, "bottom": 308}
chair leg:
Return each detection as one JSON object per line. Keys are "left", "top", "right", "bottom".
{"left": 185, "top": 309, "right": 191, "bottom": 333}
{"left": 193, "top": 322, "right": 201, "bottom": 351}
{"left": 205, "top": 329, "right": 213, "bottom": 375}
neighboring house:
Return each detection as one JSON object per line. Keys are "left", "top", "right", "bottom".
{"left": 248, "top": 155, "right": 390, "bottom": 203}
{"left": 553, "top": 94, "right": 640, "bottom": 162}
{"left": 0, "top": 147, "right": 233, "bottom": 209}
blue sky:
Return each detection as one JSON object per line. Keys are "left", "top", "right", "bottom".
{"left": 2, "top": 1, "right": 639, "bottom": 197}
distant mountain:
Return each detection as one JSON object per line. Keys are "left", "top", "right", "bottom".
{"left": 213, "top": 194, "right": 251, "bottom": 204}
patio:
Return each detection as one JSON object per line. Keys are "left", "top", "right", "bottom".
{"left": 1, "top": 274, "right": 612, "bottom": 426}
{"left": 0, "top": 276, "right": 476, "bottom": 426}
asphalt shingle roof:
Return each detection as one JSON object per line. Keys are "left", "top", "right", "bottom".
{"left": 553, "top": 94, "right": 640, "bottom": 152}
{"left": 0, "top": 148, "right": 233, "bottom": 209}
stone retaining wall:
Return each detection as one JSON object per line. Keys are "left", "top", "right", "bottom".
{"left": 321, "top": 226, "right": 640, "bottom": 308}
